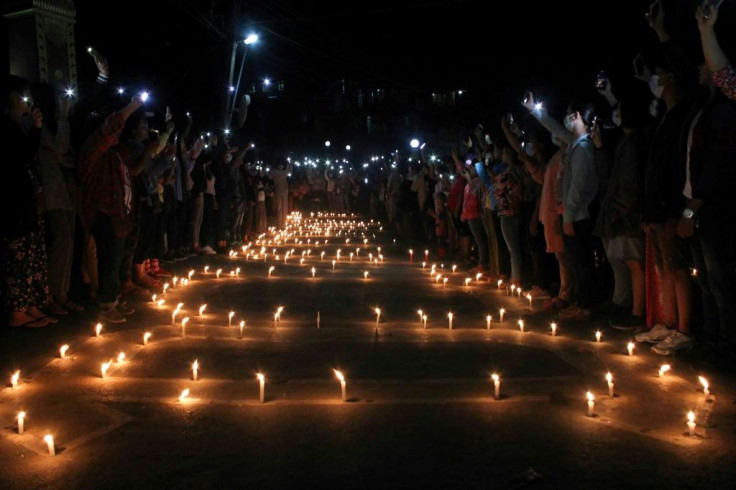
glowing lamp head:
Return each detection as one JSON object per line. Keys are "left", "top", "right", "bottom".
{"left": 244, "top": 34, "right": 258, "bottom": 45}
{"left": 410, "top": 139, "right": 420, "bottom": 149}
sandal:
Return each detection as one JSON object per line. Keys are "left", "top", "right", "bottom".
{"left": 37, "top": 314, "right": 59, "bottom": 324}
{"left": 61, "top": 300, "right": 85, "bottom": 312}
{"left": 45, "top": 302, "right": 69, "bottom": 316}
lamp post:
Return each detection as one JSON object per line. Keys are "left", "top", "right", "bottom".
{"left": 226, "top": 34, "right": 258, "bottom": 127}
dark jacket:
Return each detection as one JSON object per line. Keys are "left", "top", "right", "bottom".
{"left": 1, "top": 117, "right": 41, "bottom": 238}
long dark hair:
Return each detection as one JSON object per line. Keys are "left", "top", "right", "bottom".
{"left": 30, "top": 82, "right": 58, "bottom": 133}
{"left": 1, "top": 75, "right": 30, "bottom": 111}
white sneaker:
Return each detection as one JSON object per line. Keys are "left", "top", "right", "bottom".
{"left": 197, "top": 245, "right": 217, "bottom": 256}
{"left": 651, "top": 331, "right": 694, "bottom": 356}
{"left": 634, "top": 324, "right": 672, "bottom": 344}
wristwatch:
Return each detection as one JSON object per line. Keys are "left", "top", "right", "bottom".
{"left": 682, "top": 208, "right": 696, "bottom": 219}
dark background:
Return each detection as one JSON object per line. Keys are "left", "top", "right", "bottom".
{"left": 3, "top": 0, "right": 734, "bottom": 156}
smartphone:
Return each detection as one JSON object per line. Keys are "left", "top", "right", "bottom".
{"left": 633, "top": 53, "right": 645, "bottom": 78}
{"left": 595, "top": 71, "right": 608, "bottom": 90}
{"left": 523, "top": 91, "right": 531, "bottom": 105}
{"left": 703, "top": 0, "right": 724, "bottom": 19}
{"left": 506, "top": 113, "right": 515, "bottom": 126}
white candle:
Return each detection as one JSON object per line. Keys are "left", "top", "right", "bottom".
{"left": 179, "top": 388, "right": 190, "bottom": 403}
{"left": 518, "top": 319, "right": 524, "bottom": 332}
{"left": 452, "top": 265, "right": 457, "bottom": 274}
{"left": 182, "top": 317, "right": 190, "bottom": 337}
{"left": 95, "top": 323, "right": 102, "bottom": 337}
{"left": 497, "top": 279, "right": 503, "bottom": 289}
{"left": 236, "top": 267, "right": 241, "bottom": 276}
{"left": 422, "top": 314, "right": 427, "bottom": 329}
{"left": 364, "top": 271, "right": 369, "bottom": 280}
{"left": 595, "top": 330, "right": 602, "bottom": 343}
{"left": 312, "top": 267, "right": 316, "bottom": 278}
{"left": 464, "top": 278, "right": 471, "bottom": 288}
{"left": 334, "top": 369, "right": 347, "bottom": 401}
{"left": 447, "top": 312, "right": 453, "bottom": 330}
{"left": 627, "top": 342, "right": 635, "bottom": 357}
{"left": 188, "top": 270, "right": 195, "bottom": 281}
{"left": 17, "top": 411, "right": 25, "bottom": 435}
{"left": 350, "top": 253, "right": 354, "bottom": 262}
{"left": 658, "top": 364, "right": 670, "bottom": 377}
{"left": 229, "top": 311, "right": 235, "bottom": 327}
{"left": 687, "top": 411, "right": 696, "bottom": 436}
{"left": 321, "top": 251, "right": 325, "bottom": 261}
{"left": 606, "top": 372, "right": 614, "bottom": 398}
{"left": 551, "top": 322, "right": 558, "bottom": 336}
{"left": 422, "top": 261, "right": 426, "bottom": 269}
{"left": 317, "top": 311, "right": 320, "bottom": 329}
{"left": 491, "top": 373, "right": 501, "bottom": 400}
{"left": 44, "top": 434, "right": 55, "bottom": 456}
{"left": 587, "top": 392, "right": 595, "bottom": 417}
{"left": 199, "top": 304, "right": 207, "bottom": 316}
{"left": 163, "top": 283, "right": 170, "bottom": 294}
{"left": 60, "top": 344, "right": 69, "bottom": 359}
{"left": 216, "top": 269, "right": 222, "bottom": 279}
{"left": 332, "top": 260, "right": 336, "bottom": 271}
{"left": 204, "top": 265, "right": 210, "bottom": 274}
{"left": 257, "top": 373, "right": 265, "bottom": 403}
{"left": 117, "top": 352, "right": 125, "bottom": 364}
{"left": 239, "top": 320, "right": 245, "bottom": 338}
{"left": 409, "top": 249, "right": 414, "bottom": 263}
{"left": 486, "top": 315, "right": 492, "bottom": 330}
{"left": 269, "top": 266, "right": 275, "bottom": 277}
{"left": 101, "top": 360, "right": 112, "bottom": 378}
{"left": 526, "top": 293, "right": 533, "bottom": 307}
{"left": 499, "top": 308, "right": 505, "bottom": 323}
{"left": 10, "top": 370, "right": 19, "bottom": 389}
{"left": 699, "top": 376, "right": 710, "bottom": 397}
{"left": 443, "top": 278, "right": 448, "bottom": 288}
{"left": 375, "top": 307, "right": 381, "bottom": 326}
{"left": 192, "top": 360, "right": 199, "bottom": 381}
{"left": 143, "top": 332, "right": 152, "bottom": 345}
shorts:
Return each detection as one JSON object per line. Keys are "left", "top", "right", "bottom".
{"left": 648, "top": 225, "right": 691, "bottom": 271}
{"left": 603, "top": 236, "right": 644, "bottom": 262}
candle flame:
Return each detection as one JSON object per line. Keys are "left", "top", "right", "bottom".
{"left": 182, "top": 317, "right": 190, "bottom": 327}
{"left": 595, "top": 330, "right": 602, "bottom": 341}
{"left": 229, "top": 311, "right": 235, "bottom": 320}
{"left": 698, "top": 376, "right": 709, "bottom": 392}
{"left": 199, "top": 304, "right": 207, "bottom": 316}
{"left": 240, "top": 320, "right": 245, "bottom": 328}
{"left": 152, "top": 294, "right": 157, "bottom": 302}
{"left": 551, "top": 322, "right": 558, "bottom": 334}
{"left": 192, "top": 359, "right": 199, "bottom": 371}
{"left": 117, "top": 352, "right": 125, "bottom": 363}
{"left": 659, "top": 364, "right": 670, "bottom": 376}
{"left": 44, "top": 434, "right": 53, "bottom": 445}
{"left": 605, "top": 372, "right": 613, "bottom": 383}
{"left": 687, "top": 411, "right": 695, "bottom": 423}
{"left": 491, "top": 373, "right": 500, "bottom": 382}
{"left": 95, "top": 323, "right": 103, "bottom": 336}
{"left": 18, "top": 411, "right": 25, "bottom": 421}
{"left": 101, "top": 360, "right": 112, "bottom": 377}
{"left": 627, "top": 342, "right": 635, "bottom": 354}
{"left": 333, "top": 369, "right": 345, "bottom": 382}
{"left": 11, "top": 370, "right": 20, "bottom": 386}
{"left": 144, "top": 332, "right": 152, "bottom": 344}
{"left": 179, "top": 388, "right": 190, "bottom": 402}
{"left": 257, "top": 373, "right": 265, "bottom": 382}
{"left": 60, "top": 344, "right": 69, "bottom": 358}
{"left": 157, "top": 299, "right": 165, "bottom": 307}
{"left": 188, "top": 270, "right": 194, "bottom": 280}
{"left": 448, "top": 312, "right": 453, "bottom": 320}
{"left": 586, "top": 392, "right": 595, "bottom": 402}
{"left": 204, "top": 266, "right": 210, "bottom": 273}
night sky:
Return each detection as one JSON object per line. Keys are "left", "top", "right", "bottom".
{"left": 8, "top": 0, "right": 732, "bottom": 137}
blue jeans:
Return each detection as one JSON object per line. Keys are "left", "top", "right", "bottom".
{"left": 500, "top": 214, "right": 523, "bottom": 282}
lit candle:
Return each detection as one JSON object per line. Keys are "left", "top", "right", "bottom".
{"left": 101, "top": 360, "right": 112, "bottom": 378}
{"left": 526, "top": 293, "right": 533, "bottom": 307}
{"left": 269, "top": 266, "right": 275, "bottom": 277}
{"left": 417, "top": 309, "right": 424, "bottom": 324}
{"left": 236, "top": 267, "right": 241, "bottom": 276}
{"left": 491, "top": 373, "right": 501, "bottom": 400}
{"left": 44, "top": 434, "right": 55, "bottom": 456}
{"left": 10, "top": 370, "right": 20, "bottom": 389}
{"left": 687, "top": 411, "right": 696, "bottom": 436}
{"left": 321, "top": 251, "right": 326, "bottom": 261}
{"left": 518, "top": 288, "right": 522, "bottom": 298}
{"left": 499, "top": 308, "right": 505, "bottom": 323}
{"left": 229, "top": 311, "right": 235, "bottom": 327}
{"left": 182, "top": 317, "right": 190, "bottom": 337}
{"left": 317, "top": 311, "right": 320, "bottom": 329}
{"left": 312, "top": 267, "right": 316, "bottom": 278}
{"left": 375, "top": 307, "right": 381, "bottom": 326}
{"left": 95, "top": 323, "right": 103, "bottom": 337}
{"left": 452, "top": 265, "right": 457, "bottom": 274}
{"left": 216, "top": 269, "right": 223, "bottom": 279}
{"left": 510, "top": 285, "right": 516, "bottom": 297}
{"left": 464, "top": 278, "right": 471, "bottom": 288}
{"left": 436, "top": 274, "right": 443, "bottom": 284}
{"left": 350, "top": 253, "right": 354, "bottom": 262}
{"left": 204, "top": 265, "right": 210, "bottom": 274}
{"left": 117, "top": 352, "right": 125, "bottom": 364}
{"left": 157, "top": 299, "right": 165, "bottom": 307}
{"left": 409, "top": 249, "right": 414, "bottom": 263}
{"left": 172, "top": 309, "right": 180, "bottom": 326}
{"left": 179, "top": 388, "right": 190, "bottom": 403}
{"left": 188, "top": 270, "right": 194, "bottom": 281}
{"left": 595, "top": 330, "right": 602, "bottom": 343}
{"left": 163, "top": 283, "right": 170, "bottom": 295}
{"left": 17, "top": 411, "right": 25, "bottom": 435}
{"left": 334, "top": 369, "right": 347, "bottom": 401}
{"left": 332, "top": 260, "right": 336, "bottom": 271}
{"left": 422, "top": 314, "right": 427, "bottom": 329}
{"left": 606, "top": 372, "right": 614, "bottom": 398}
{"left": 192, "top": 359, "right": 199, "bottom": 381}
{"left": 658, "top": 364, "right": 670, "bottom": 377}
{"left": 299, "top": 258, "right": 305, "bottom": 266}
{"left": 143, "top": 332, "right": 152, "bottom": 345}
{"left": 364, "top": 271, "right": 369, "bottom": 280}
{"left": 587, "top": 392, "right": 595, "bottom": 417}
{"left": 627, "top": 342, "right": 635, "bottom": 357}
{"left": 199, "top": 304, "right": 207, "bottom": 316}
{"left": 422, "top": 262, "right": 426, "bottom": 269}
{"left": 699, "top": 376, "right": 710, "bottom": 397}
{"left": 518, "top": 319, "right": 524, "bottom": 333}
{"left": 239, "top": 320, "right": 245, "bottom": 338}
{"left": 257, "top": 373, "right": 265, "bottom": 403}
{"left": 551, "top": 322, "right": 558, "bottom": 336}
{"left": 447, "top": 312, "right": 453, "bottom": 330}
{"left": 443, "top": 278, "right": 448, "bottom": 288}
{"left": 475, "top": 272, "right": 482, "bottom": 282}
{"left": 486, "top": 315, "right": 492, "bottom": 330}
{"left": 424, "top": 249, "right": 429, "bottom": 261}
{"left": 151, "top": 294, "right": 157, "bottom": 303}
{"left": 497, "top": 279, "right": 503, "bottom": 290}
{"left": 60, "top": 344, "right": 69, "bottom": 359}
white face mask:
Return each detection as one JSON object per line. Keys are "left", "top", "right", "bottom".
{"left": 649, "top": 75, "right": 664, "bottom": 99}
{"left": 564, "top": 113, "right": 576, "bottom": 132}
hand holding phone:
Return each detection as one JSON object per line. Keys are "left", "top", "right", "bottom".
{"left": 702, "top": 0, "right": 723, "bottom": 19}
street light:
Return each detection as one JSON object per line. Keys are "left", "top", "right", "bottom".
{"left": 325, "top": 141, "right": 331, "bottom": 147}
{"left": 345, "top": 145, "right": 351, "bottom": 151}
{"left": 263, "top": 78, "right": 271, "bottom": 87}
{"left": 244, "top": 34, "right": 258, "bottom": 45}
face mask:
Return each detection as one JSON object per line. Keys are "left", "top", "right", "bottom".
{"left": 524, "top": 143, "right": 535, "bottom": 156}
{"left": 650, "top": 99, "right": 660, "bottom": 119}
{"left": 611, "top": 110, "right": 622, "bottom": 128}
{"left": 649, "top": 75, "right": 664, "bottom": 98}
{"left": 564, "top": 114, "right": 576, "bottom": 132}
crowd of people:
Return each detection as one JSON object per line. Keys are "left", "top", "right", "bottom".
{"left": 1, "top": 2, "right": 734, "bottom": 369}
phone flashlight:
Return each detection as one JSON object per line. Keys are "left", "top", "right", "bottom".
{"left": 139, "top": 91, "right": 149, "bottom": 102}
{"left": 65, "top": 88, "right": 76, "bottom": 97}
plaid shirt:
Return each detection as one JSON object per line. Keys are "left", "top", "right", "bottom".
{"left": 77, "top": 113, "right": 133, "bottom": 237}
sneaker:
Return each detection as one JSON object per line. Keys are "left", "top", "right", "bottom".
{"left": 98, "top": 307, "right": 126, "bottom": 324}
{"left": 634, "top": 324, "right": 672, "bottom": 343}
{"left": 557, "top": 305, "right": 592, "bottom": 321}
{"left": 652, "top": 331, "right": 694, "bottom": 355}
{"left": 197, "top": 245, "right": 217, "bottom": 256}
{"left": 116, "top": 300, "right": 135, "bottom": 316}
